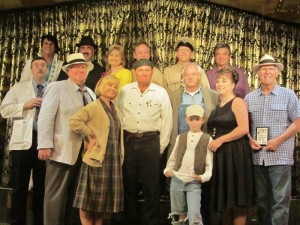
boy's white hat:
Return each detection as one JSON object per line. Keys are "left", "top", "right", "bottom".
{"left": 186, "top": 104, "right": 205, "bottom": 117}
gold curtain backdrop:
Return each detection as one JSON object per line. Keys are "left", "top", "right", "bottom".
{"left": 0, "top": 0, "right": 299, "bottom": 195}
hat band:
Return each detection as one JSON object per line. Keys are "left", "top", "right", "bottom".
{"left": 176, "top": 42, "right": 194, "bottom": 51}
{"left": 259, "top": 59, "right": 277, "bottom": 64}
{"left": 67, "top": 58, "right": 86, "bottom": 65}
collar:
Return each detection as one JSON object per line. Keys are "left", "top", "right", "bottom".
{"left": 258, "top": 84, "right": 280, "bottom": 96}
{"left": 67, "top": 78, "right": 87, "bottom": 92}
{"left": 130, "top": 82, "right": 156, "bottom": 92}
{"left": 32, "top": 80, "right": 47, "bottom": 88}
{"left": 184, "top": 87, "right": 201, "bottom": 95}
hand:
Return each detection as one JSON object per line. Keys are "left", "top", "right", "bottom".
{"left": 192, "top": 174, "right": 202, "bottom": 183}
{"left": 38, "top": 148, "right": 52, "bottom": 160}
{"left": 249, "top": 138, "right": 261, "bottom": 151}
{"left": 264, "top": 138, "right": 281, "bottom": 151}
{"left": 208, "top": 138, "right": 223, "bottom": 152}
{"left": 23, "top": 98, "right": 43, "bottom": 110}
{"left": 165, "top": 170, "right": 174, "bottom": 177}
{"left": 87, "top": 134, "right": 99, "bottom": 149}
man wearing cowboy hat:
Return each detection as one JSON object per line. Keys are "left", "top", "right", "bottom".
{"left": 38, "top": 53, "right": 96, "bottom": 225}
{"left": 245, "top": 54, "right": 300, "bottom": 225}
{"left": 163, "top": 37, "right": 210, "bottom": 93}
{"left": 58, "top": 35, "right": 106, "bottom": 91}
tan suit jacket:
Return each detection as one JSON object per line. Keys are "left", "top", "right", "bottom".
{"left": 37, "top": 79, "right": 96, "bottom": 165}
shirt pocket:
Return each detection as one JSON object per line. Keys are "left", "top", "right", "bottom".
{"left": 271, "top": 104, "right": 287, "bottom": 124}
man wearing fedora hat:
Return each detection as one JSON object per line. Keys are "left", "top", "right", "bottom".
{"left": 245, "top": 54, "right": 300, "bottom": 225}
{"left": 58, "top": 35, "right": 106, "bottom": 91}
{"left": 37, "top": 53, "right": 96, "bottom": 225}
{"left": 163, "top": 37, "right": 210, "bottom": 93}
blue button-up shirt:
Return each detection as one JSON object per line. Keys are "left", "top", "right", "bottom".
{"left": 245, "top": 85, "right": 300, "bottom": 166}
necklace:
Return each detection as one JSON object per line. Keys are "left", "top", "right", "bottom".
{"left": 220, "top": 96, "right": 235, "bottom": 107}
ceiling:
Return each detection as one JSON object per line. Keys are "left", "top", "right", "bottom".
{"left": 0, "top": 0, "right": 299, "bottom": 24}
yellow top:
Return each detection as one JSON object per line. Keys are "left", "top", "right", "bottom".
{"left": 110, "top": 68, "right": 132, "bottom": 91}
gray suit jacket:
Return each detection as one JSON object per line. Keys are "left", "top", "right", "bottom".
{"left": 37, "top": 79, "right": 96, "bottom": 165}
{"left": 168, "top": 87, "right": 219, "bottom": 157}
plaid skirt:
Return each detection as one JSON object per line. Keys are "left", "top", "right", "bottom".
{"left": 73, "top": 100, "right": 123, "bottom": 213}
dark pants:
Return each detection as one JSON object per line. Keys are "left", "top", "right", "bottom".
{"left": 123, "top": 132, "right": 160, "bottom": 225}
{"left": 10, "top": 130, "right": 46, "bottom": 225}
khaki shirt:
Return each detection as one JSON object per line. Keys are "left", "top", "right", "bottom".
{"left": 163, "top": 64, "right": 210, "bottom": 93}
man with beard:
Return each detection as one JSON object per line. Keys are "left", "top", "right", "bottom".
{"left": 58, "top": 36, "right": 106, "bottom": 91}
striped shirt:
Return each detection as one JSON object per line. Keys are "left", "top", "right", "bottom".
{"left": 245, "top": 85, "right": 300, "bottom": 166}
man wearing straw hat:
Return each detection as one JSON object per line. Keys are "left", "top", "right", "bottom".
{"left": 245, "top": 54, "right": 300, "bottom": 225}
{"left": 37, "top": 53, "right": 96, "bottom": 225}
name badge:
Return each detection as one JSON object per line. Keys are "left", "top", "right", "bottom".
{"left": 256, "top": 127, "right": 269, "bottom": 146}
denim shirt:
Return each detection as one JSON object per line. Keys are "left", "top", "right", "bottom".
{"left": 178, "top": 89, "right": 205, "bottom": 134}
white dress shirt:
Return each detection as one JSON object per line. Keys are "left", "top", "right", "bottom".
{"left": 118, "top": 82, "right": 173, "bottom": 153}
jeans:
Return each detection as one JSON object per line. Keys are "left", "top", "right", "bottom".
{"left": 253, "top": 165, "right": 291, "bottom": 225}
{"left": 170, "top": 176, "right": 203, "bottom": 225}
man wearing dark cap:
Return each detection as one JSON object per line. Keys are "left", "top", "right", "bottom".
{"left": 118, "top": 58, "right": 172, "bottom": 225}
{"left": 131, "top": 41, "right": 164, "bottom": 87}
{"left": 20, "top": 34, "right": 63, "bottom": 83}
{"left": 58, "top": 35, "right": 106, "bottom": 91}
{"left": 163, "top": 37, "right": 210, "bottom": 93}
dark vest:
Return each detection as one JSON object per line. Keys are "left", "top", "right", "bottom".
{"left": 174, "top": 132, "right": 210, "bottom": 175}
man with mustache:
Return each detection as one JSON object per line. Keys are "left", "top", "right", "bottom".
{"left": 58, "top": 36, "right": 105, "bottom": 91}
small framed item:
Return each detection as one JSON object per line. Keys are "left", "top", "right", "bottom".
{"left": 256, "top": 127, "right": 269, "bottom": 146}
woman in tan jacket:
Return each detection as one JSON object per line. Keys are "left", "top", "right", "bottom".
{"left": 69, "top": 75, "right": 124, "bottom": 225}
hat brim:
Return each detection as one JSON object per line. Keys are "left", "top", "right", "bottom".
{"left": 76, "top": 43, "right": 98, "bottom": 50}
{"left": 253, "top": 63, "right": 283, "bottom": 74}
{"left": 62, "top": 61, "right": 94, "bottom": 73}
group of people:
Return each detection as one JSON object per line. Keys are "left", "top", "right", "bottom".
{"left": 0, "top": 33, "right": 299, "bottom": 225}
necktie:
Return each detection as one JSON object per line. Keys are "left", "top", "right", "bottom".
{"left": 79, "top": 89, "right": 88, "bottom": 106}
{"left": 36, "top": 84, "right": 44, "bottom": 120}
{"left": 36, "top": 84, "right": 44, "bottom": 98}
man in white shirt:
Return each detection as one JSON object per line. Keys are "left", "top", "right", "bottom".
{"left": 118, "top": 58, "right": 173, "bottom": 225}
{"left": 0, "top": 57, "right": 48, "bottom": 225}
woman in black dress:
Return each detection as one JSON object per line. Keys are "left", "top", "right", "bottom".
{"left": 207, "top": 68, "right": 254, "bottom": 225}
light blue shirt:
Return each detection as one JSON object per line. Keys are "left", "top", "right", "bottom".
{"left": 245, "top": 85, "right": 300, "bottom": 166}
{"left": 178, "top": 88, "right": 205, "bottom": 134}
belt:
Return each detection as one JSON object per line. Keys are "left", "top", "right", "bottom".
{"left": 124, "top": 130, "right": 159, "bottom": 139}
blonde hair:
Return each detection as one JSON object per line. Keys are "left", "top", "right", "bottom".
{"left": 94, "top": 75, "right": 120, "bottom": 97}
{"left": 105, "top": 44, "right": 125, "bottom": 72}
